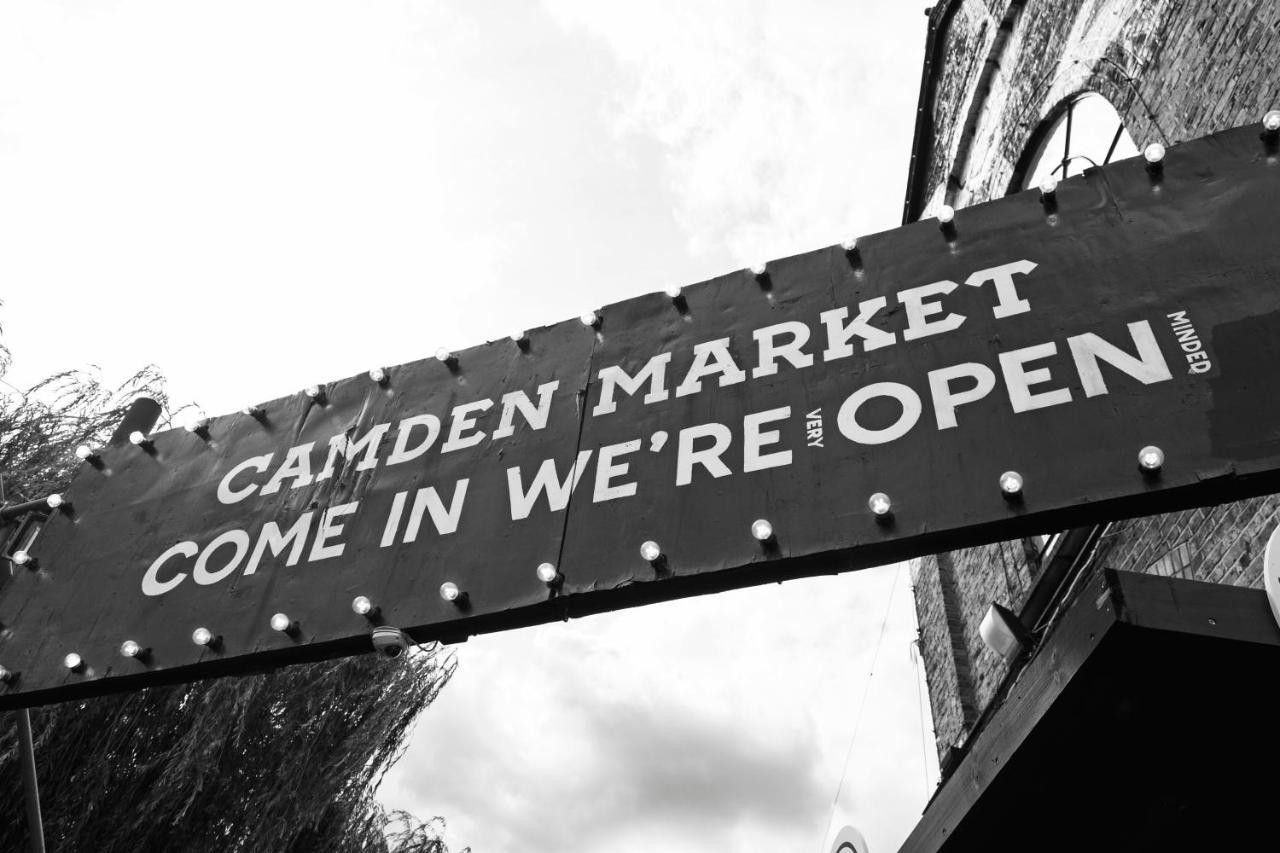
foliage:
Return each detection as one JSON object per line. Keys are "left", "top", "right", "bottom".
{"left": 0, "top": 325, "right": 462, "bottom": 852}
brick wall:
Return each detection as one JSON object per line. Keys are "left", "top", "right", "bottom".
{"left": 911, "top": 0, "right": 1280, "bottom": 764}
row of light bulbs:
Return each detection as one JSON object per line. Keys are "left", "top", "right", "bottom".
{"left": 20, "top": 444, "right": 1168, "bottom": 576}
{"left": 937, "top": 111, "right": 1280, "bottom": 229}
{"left": 63, "top": 115, "right": 1280, "bottom": 451}
{"left": 6, "top": 446, "right": 1167, "bottom": 681}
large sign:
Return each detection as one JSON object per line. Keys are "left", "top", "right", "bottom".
{"left": 3, "top": 122, "right": 1280, "bottom": 708}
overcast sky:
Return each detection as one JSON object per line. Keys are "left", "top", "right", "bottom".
{"left": 0, "top": 2, "right": 933, "bottom": 851}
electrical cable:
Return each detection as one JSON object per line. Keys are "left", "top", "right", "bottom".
{"left": 817, "top": 562, "right": 904, "bottom": 852}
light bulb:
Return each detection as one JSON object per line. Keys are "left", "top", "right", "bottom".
{"left": 435, "top": 348, "right": 453, "bottom": 363}
{"left": 1138, "top": 445, "right": 1165, "bottom": 472}
{"left": 751, "top": 519, "right": 774, "bottom": 542}
{"left": 192, "top": 627, "right": 214, "bottom": 647}
{"left": 1144, "top": 142, "right": 1165, "bottom": 164}
{"left": 841, "top": 236, "right": 858, "bottom": 252}
{"left": 128, "top": 430, "right": 147, "bottom": 446}
{"left": 368, "top": 367, "right": 386, "bottom": 383}
{"left": 938, "top": 205, "right": 955, "bottom": 224}
{"left": 304, "top": 385, "right": 321, "bottom": 398}
{"left": 120, "top": 640, "right": 141, "bottom": 658}
{"left": 1265, "top": 110, "right": 1280, "bottom": 133}
{"left": 270, "top": 613, "right": 294, "bottom": 632}
{"left": 352, "top": 595, "right": 374, "bottom": 616}
{"left": 64, "top": 652, "right": 83, "bottom": 671}
{"left": 46, "top": 494, "right": 64, "bottom": 509}
{"left": 1039, "top": 175, "right": 1058, "bottom": 197}
{"left": 999, "top": 471, "right": 1024, "bottom": 495}
{"left": 11, "top": 551, "right": 29, "bottom": 566}
{"left": 184, "top": 415, "right": 207, "bottom": 433}
{"left": 536, "top": 562, "right": 560, "bottom": 584}
{"left": 510, "top": 330, "right": 527, "bottom": 344}
{"left": 664, "top": 284, "right": 682, "bottom": 299}
{"left": 868, "top": 492, "right": 892, "bottom": 516}
{"left": 439, "top": 581, "right": 461, "bottom": 602}
{"left": 749, "top": 262, "right": 767, "bottom": 276}
{"left": 640, "top": 541, "right": 662, "bottom": 562}
{"left": 75, "top": 444, "right": 94, "bottom": 460}
{"left": 580, "top": 311, "right": 599, "bottom": 327}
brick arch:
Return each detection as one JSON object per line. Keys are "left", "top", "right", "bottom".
{"left": 1003, "top": 84, "right": 1135, "bottom": 195}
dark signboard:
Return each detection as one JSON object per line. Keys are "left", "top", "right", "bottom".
{"left": 4, "top": 122, "right": 1280, "bottom": 708}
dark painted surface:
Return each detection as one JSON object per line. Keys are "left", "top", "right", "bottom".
{"left": 898, "top": 570, "right": 1280, "bottom": 853}
{"left": 4, "top": 123, "right": 1280, "bottom": 708}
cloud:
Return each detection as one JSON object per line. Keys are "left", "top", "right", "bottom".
{"left": 542, "top": 0, "right": 924, "bottom": 265}
{"left": 381, "top": 564, "right": 934, "bottom": 853}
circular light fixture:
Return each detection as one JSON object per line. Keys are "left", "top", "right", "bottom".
{"left": 0, "top": 665, "right": 13, "bottom": 684}
{"left": 270, "top": 613, "right": 294, "bottom": 633}
{"left": 304, "top": 385, "right": 321, "bottom": 399}
{"left": 536, "top": 562, "right": 560, "bottom": 584}
{"left": 435, "top": 348, "right": 453, "bottom": 363}
{"left": 639, "top": 540, "right": 662, "bottom": 562}
{"left": 1039, "top": 175, "right": 1058, "bottom": 197}
{"left": 184, "top": 415, "right": 207, "bottom": 433}
{"left": 64, "top": 652, "right": 83, "bottom": 671}
{"left": 580, "top": 311, "right": 599, "bottom": 328}
{"left": 1144, "top": 142, "right": 1166, "bottom": 164}
{"left": 439, "top": 581, "right": 461, "bottom": 602}
{"left": 128, "top": 430, "right": 147, "bottom": 446}
{"left": 1265, "top": 110, "right": 1280, "bottom": 133}
{"left": 192, "top": 627, "right": 215, "bottom": 647}
{"left": 75, "top": 444, "right": 94, "bottom": 461}
{"left": 352, "top": 595, "right": 374, "bottom": 616}
{"left": 751, "top": 518, "right": 774, "bottom": 542}
{"left": 510, "top": 330, "right": 527, "bottom": 344}
{"left": 999, "top": 471, "right": 1024, "bottom": 496}
{"left": 120, "top": 640, "right": 142, "bottom": 659}
{"left": 664, "top": 284, "right": 682, "bottom": 299}
{"left": 840, "top": 236, "right": 858, "bottom": 252}
{"left": 368, "top": 367, "right": 386, "bottom": 383}
{"left": 938, "top": 205, "right": 955, "bottom": 224}
{"left": 1138, "top": 445, "right": 1165, "bottom": 472}
{"left": 11, "top": 550, "right": 30, "bottom": 567}
{"left": 242, "top": 405, "right": 261, "bottom": 417}
{"left": 46, "top": 493, "right": 64, "bottom": 509}
{"left": 868, "top": 492, "right": 892, "bottom": 517}
{"left": 749, "top": 262, "right": 767, "bottom": 276}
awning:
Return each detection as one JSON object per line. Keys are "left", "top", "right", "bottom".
{"left": 900, "top": 568, "right": 1280, "bottom": 852}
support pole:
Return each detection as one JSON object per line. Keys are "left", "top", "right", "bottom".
{"left": 16, "top": 709, "right": 46, "bottom": 853}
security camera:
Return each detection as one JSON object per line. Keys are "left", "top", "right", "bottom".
{"left": 371, "top": 626, "right": 411, "bottom": 659}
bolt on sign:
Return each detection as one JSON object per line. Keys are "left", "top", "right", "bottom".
{"left": 4, "top": 121, "right": 1280, "bottom": 708}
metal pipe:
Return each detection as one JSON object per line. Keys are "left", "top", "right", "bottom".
{"left": 16, "top": 709, "right": 46, "bottom": 853}
{"left": 107, "top": 397, "right": 162, "bottom": 446}
{"left": 0, "top": 500, "right": 50, "bottom": 523}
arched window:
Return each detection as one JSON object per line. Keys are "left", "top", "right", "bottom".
{"left": 1016, "top": 93, "right": 1139, "bottom": 191}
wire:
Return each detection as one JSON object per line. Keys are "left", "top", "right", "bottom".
{"left": 818, "top": 562, "right": 904, "bottom": 851}
{"left": 912, "top": 639, "right": 932, "bottom": 797}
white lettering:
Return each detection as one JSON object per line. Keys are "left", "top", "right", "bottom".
{"left": 676, "top": 423, "right": 733, "bottom": 486}
{"left": 593, "top": 440, "right": 641, "bottom": 502}
{"left": 928, "top": 362, "right": 997, "bottom": 430}
{"left": 142, "top": 541, "right": 197, "bottom": 596}
{"left": 836, "top": 382, "right": 923, "bottom": 445}
{"left": 752, "top": 322, "right": 814, "bottom": 378}
{"left": 507, "top": 451, "right": 593, "bottom": 521}
{"left": 743, "top": 407, "right": 792, "bottom": 472}
{"left": 592, "top": 356, "right": 670, "bottom": 416}
{"left": 999, "top": 342, "right": 1072, "bottom": 412}
{"left": 494, "top": 381, "right": 560, "bottom": 437}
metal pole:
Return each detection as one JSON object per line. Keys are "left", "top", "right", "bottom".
{"left": 16, "top": 709, "right": 46, "bottom": 853}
